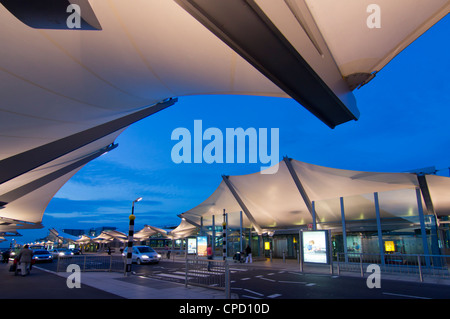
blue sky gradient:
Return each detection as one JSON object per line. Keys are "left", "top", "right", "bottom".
{"left": 8, "top": 15, "right": 449, "bottom": 245}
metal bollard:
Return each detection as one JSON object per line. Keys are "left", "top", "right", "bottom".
{"left": 225, "top": 261, "right": 230, "bottom": 299}
{"left": 360, "top": 255, "right": 363, "bottom": 277}
{"left": 418, "top": 255, "right": 423, "bottom": 282}
{"left": 185, "top": 258, "right": 189, "bottom": 288}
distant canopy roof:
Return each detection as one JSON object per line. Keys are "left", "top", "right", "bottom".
{"left": 48, "top": 228, "right": 79, "bottom": 242}
{"left": 0, "top": 1, "right": 448, "bottom": 237}
{"left": 92, "top": 230, "right": 128, "bottom": 243}
{"left": 76, "top": 234, "right": 94, "bottom": 243}
{"left": 134, "top": 225, "right": 168, "bottom": 240}
{"left": 180, "top": 158, "right": 450, "bottom": 234}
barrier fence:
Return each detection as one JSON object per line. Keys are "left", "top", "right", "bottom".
{"left": 185, "top": 258, "right": 231, "bottom": 298}
{"left": 336, "top": 253, "right": 450, "bottom": 282}
{"left": 56, "top": 255, "right": 125, "bottom": 272}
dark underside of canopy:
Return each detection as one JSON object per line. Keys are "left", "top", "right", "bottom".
{"left": 175, "top": 0, "right": 359, "bottom": 129}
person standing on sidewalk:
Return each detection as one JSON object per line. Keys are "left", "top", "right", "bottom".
{"left": 16, "top": 245, "right": 33, "bottom": 276}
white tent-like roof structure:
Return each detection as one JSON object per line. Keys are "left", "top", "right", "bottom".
{"left": 180, "top": 158, "right": 450, "bottom": 234}
{"left": 169, "top": 218, "right": 199, "bottom": 239}
{"left": 92, "top": 230, "right": 128, "bottom": 243}
{"left": 0, "top": 1, "right": 448, "bottom": 237}
{"left": 76, "top": 234, "right": 94, "bottom": 244}
{"left": 134, "top": 225, "right": 168, "bottom": 241}
{"left": 47, "top": 228, "right": 79, "bottom": 243}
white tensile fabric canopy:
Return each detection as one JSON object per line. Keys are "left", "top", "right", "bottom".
{"left": 134, "top": 225, "right": 168, "bottom": 240}
{"left": 0, "top": 1, "right": 448, "bottom": 236}
{"left": 48, "top": 228, "right": 79, "bottom": 243}
{"left": 180, "top": 159, "right": 450, "bottom": 234}
{"left": 169, "top": 218, "right": 199, "bottom": 239}
{"left": 92, "top": 230, "right": 128, "bottom": 243}
{"left": 76, "top": 234, "right": 94, "bottom": 244}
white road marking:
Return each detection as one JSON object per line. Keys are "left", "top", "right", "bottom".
{"left": 278, "top": 280, "right": 307, "bottom": 284}
{"left": 229, "top": 268, "right": 248, "bottom": 272}
{"left": 242, "top": 295, "right": 262, "bottom": 299}
{"left": 244, "top": 289, "right": 264, "bottom": 296}
{"left": 173, "top": 271, "right": 209, "bottom": 277}
{"left": 268, "top": 294, "right": 282, "bottom": 298}
{"left": 382, "top": 292, "right": 431, "bottom": 299}
{"left": 259, "top": 277, "right": 276, "bottom": 282}
{"left": 156, "top": 273, "right": 190, "bottom": 280}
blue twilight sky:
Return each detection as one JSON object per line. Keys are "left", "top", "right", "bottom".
{"left": 5, "top": 15, "right": 449, "bottom": 246}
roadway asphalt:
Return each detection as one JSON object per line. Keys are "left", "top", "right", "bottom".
{"left": 2, "top": 256, "right": 450, "bottom": 306}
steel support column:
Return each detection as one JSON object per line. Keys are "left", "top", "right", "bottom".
{"left": 374, "top": 192, "right": 385, "bottom": 265}
{"left": 222, "top": 175, "right": 263, "bottom": 235}
{"left": 283, "top": 157, "right": 319, "bottom": 224}
{"left": 416, "top": 187, "right": 431, "bottom": 268}
{"left": 340, "top": 197, "right": 348, "bottom": 263}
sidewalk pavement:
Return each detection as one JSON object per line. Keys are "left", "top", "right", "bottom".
{"left": 0, "top": 260, "right": 231, "bottom": 299}
{"left": 46, "top": 268, "right": 232, "bottom": 299}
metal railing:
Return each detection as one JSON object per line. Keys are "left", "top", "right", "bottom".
{"left": 56, "top": 255, "right": 125, "bottom": 272}
{"left": 185, "top": 258, "right": 231, "bottom": 298}
{"left": 336, "top": 253, "right": 450, "bottom": 282}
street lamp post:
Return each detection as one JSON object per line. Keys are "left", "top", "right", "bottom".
{"left": 125, "top": 197, "right": 142, "bottom": 276}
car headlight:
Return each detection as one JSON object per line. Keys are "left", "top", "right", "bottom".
{"left": 157, "top": 254, "right": 161, "bottom": 258}
{"left": 142, "top": 255, "right": 149, "bottom": 259}
{"left": 59, "top": 252, "right": 64, "bottom": 256}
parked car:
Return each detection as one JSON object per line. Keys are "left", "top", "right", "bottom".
{"left": 51, "top": 248, "right": 74, "bottom": 258}
{"left": 32, "top": 249, "right": 53, "bottom": 263}
{"left": 70, "top": 248, "right": 81, "bottom": 255}
{"left": 123, "top": 246, "right": 161, "bottom": 264}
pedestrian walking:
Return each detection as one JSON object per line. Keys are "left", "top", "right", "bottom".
{"left": 245, "top": 245, "right": 252, "bottom": 263}
{"left": 165, "top": 245, "right": 171, "bottom": 259}
{"left": 16, "top": 245, "right": 33, "bottom": 276}
{"left": 2, "top": 249, "right": 10, "bottom": 263}
{"left": 207, "top": 244, "right": 213, "bottom": 271}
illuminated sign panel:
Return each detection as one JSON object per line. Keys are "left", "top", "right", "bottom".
{"left": 384, "top": 241, "right": 395, "bottom": 252}
{"left": 302, "top": 231, "right": 329, "bottom": 264}
{"left": 197, "top": 236, "right": 207, "bottom": 257}
{"left": 187, "top": 237, "right": 197, "bottom": 254}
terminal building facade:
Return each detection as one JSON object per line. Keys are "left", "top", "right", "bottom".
{"left": 178, "top": 158, "right": 450, "bottom": 261}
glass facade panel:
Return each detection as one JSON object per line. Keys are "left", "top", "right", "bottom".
{"left": 378, "top": 188, "right": 426, "bottom": 255}
{"left": 195, "top": 188, "right": 442, "bottom": 260}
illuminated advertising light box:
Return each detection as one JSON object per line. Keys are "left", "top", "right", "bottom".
{"left": 384, "top": 241, "right": 395, "bottom": 252}
{"left": 197, "top": 236, "right": 208, "bottom": 257}
{"left": 187, "top": 237, "right": 197, "bottom": 254}
{"left": 302, "top": 230, "right": 329, "bottom": 264}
